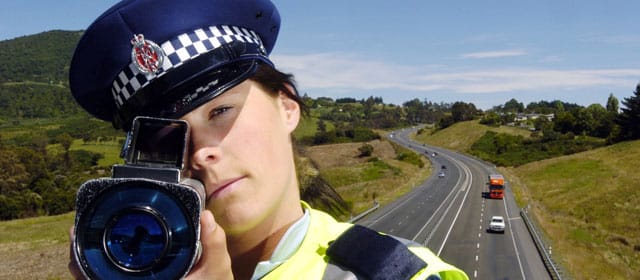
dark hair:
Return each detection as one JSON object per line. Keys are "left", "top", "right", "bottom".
{"left": 249, "top": 63, "right": 309, "bottom": 116}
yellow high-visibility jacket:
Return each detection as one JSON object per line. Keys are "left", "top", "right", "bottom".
{"left": 263, "top": 203, "right": 469, "bottom": 280}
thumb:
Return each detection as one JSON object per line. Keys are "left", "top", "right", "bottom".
{"left": 185, "top": 210, "right": 233, "bottom": 279}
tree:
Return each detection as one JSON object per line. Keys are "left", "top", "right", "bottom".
{"left": 403, "top": 98, "right": 424, "bottom": 124}
{"left": 336, "top": 97, "right": 357, "bottom": 104}
{"left": 606, "top": 93, "right": 619, "bottom": 113}
{"left": 553, "top": 100, "right": 565, "bottom": 112}
{"left": 313, "top": 119, "right": 329, "bottom": 144}
{"left": 451, "top": 102, "right": 477, "bottom": 122}
{"left": 357, "top": 143, "right": 374, "bottom": 157}
{"left": 615, "top": 83, "right": 640, "bottom": 141}
{"left": 503, "top": 98, "right": 524, "bottom": 113}
{"left": 554, "top": 111, "right": 576, "bottom": 134}
{"left": 533, "top": 115, "right": 553, "bottom": 132}
{"left": 479, "top": 111, "right": 501, "bottom": 126}
{"left": 574, "top": 104, "right": 607, "bottom": 137}
{"left": 56, "top": 133, "right": 74, "bottom": 152}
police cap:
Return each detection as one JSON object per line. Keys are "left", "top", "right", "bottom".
{"left": 69, "top": 0, "right": 280, "bottom": 130}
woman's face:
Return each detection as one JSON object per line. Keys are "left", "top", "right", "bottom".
{"left": 181, "top": 80, "right": 301, "bottom": 235}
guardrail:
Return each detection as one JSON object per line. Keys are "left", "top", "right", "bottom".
{"left": 520, "top": 206, "right": 566, "bottom": 280}
{"left": 348, "top": 201, "right": 380, "bottom": 223}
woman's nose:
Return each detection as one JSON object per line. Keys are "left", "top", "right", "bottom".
{"left": 188, "top": 144, "right": 219, "bottom": 172}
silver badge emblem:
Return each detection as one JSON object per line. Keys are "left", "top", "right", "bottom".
{"left": 130, "top": 34, "right": 164, "bottom": 74}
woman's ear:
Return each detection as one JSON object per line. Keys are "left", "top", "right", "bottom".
{"left": 279, "top": 84, "right": 300, "bottom": 133}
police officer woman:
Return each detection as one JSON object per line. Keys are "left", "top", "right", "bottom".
{"left": 68, "top": 0, "right": 469, "bottom": 279}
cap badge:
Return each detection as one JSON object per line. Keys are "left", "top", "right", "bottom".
{"left": 130, "top": 34, "right": 164, "bottom": 75}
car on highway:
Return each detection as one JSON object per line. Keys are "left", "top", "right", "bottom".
{"left": 489, "top": 216, "right": 505, "bottom": 233}
{"left": 437, "top": 171, "right": 445, "bottom": 178}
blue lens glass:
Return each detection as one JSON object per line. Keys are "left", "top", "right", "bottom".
{"left": 105, "top": 209, "right": 168, "bottom": 270}
{"left": 76, "top": 180, "right": 198, "bottom": 279}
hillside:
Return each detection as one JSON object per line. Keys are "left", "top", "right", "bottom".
{"left": 0, "top": 31, "right": 86, "bottom": 121}
{"left": 502, "top": 140, "right": 640, "bottom": 279}
{"left": 303, "top": 139, "right": 430, "bottom": 218}
{"left": 0, "top": 30, "right": 81, "bottom": 84}
{"left": 414, "top": 120, "right": 533, "bottom": 152}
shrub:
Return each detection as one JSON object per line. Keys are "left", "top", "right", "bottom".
{"left": 358, "top": 143, "right": 374, "bottom": 157}
{"left": 396, "top": 152, "right": 424, "bottom": 168}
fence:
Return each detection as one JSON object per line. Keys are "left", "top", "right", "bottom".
{"left": 520, "top": 205, "right": 567, "bottom": 280}
{"left": 348, "top": 201, "right": 380, "bottom": 223}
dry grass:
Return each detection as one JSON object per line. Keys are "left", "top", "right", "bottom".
{"left": 304, "top": 139, "right": 397, "bottom": 169}
{"left": 304, "top": 139, "right": 430, "bottom": 215}
{"left": 502, "top": 140, "right": 640, "bottom": 279}
{"left": 0, "top": 212, "right": 74, "bottom": 280}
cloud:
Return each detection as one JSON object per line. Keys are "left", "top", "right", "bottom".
{"left": 460, "top": 50, "right": 528, "bottom": 59}
{"left": 271, "top": 52, "right": 640, "bottom": 96}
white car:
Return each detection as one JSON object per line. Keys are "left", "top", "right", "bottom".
{"left": 489, "top": 216, "right": 505, "bottom": 233}
{"left": 437, "top": 171, "right": 445, "bottom": 178}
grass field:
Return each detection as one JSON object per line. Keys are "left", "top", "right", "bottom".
{"left": 69, "top": 139, "right": 123, "bottom": 167}
{"left": 0, "top": 118, "right": 62, "bottom": 138}
{"left": 501, "top": 140, "right": 640, "bottom": 279}
{"left": 46, "top": 139, "right": 124, "bottom": 168}
{"left": 0, "top": 212, "right": 74, "bottom": 280}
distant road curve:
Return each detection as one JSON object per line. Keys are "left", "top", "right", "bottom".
{"left": 357, "top": 126, "right": 550, "bottom": 279}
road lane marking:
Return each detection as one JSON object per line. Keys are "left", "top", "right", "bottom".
{"left": 431, "top": 154, "right": 474, "bottom": 255}
{"left": 503, "top": 190, "right": 527, "bottom": 280}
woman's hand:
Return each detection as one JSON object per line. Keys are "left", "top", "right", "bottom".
{"left": 68, "top": 226, "right": 84, "bottom": 279}
{"left": 184, "top": 210, "right": 234, "bottom": 280}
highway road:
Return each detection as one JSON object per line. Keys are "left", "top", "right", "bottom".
{"left": 356, "top": 127, "right": 550, "bottom": 279}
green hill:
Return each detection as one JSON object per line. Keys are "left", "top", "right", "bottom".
{"left": 414, "top": 120, "right": 533, "bottom": 152}
{"left": 0, "top": 30, "right": 82, "bottom": 85}
{"left": 502, "top": 140, "right": 640, "bottom": 279}
{"left": 0, "top": 30, "right": 86, "bottom": 121}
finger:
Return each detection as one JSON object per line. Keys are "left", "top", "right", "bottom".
{"left": 68, "top": 226, "right": 83, "bottom": 279}
{"left": 185, "top": 210, "right": 233, "bottom": 279}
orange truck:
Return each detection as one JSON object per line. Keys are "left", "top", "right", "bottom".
{"left": 488, "top": 174, "right": 505, "bottom": 199}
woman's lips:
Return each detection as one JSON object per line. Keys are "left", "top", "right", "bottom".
{"left": 207, "top": 177, "right": 244, "bottom": 200}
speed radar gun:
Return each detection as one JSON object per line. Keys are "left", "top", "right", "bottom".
{"left": 73, "top": 116, "right": 205, "bottom": 279}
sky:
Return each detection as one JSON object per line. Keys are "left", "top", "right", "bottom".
{"left": 2, "top": 0, "right": 639, "bottom": 110}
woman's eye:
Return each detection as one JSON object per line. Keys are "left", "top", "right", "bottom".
{"left": 209, "top": 106, "right": 232, "bottom": 119}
